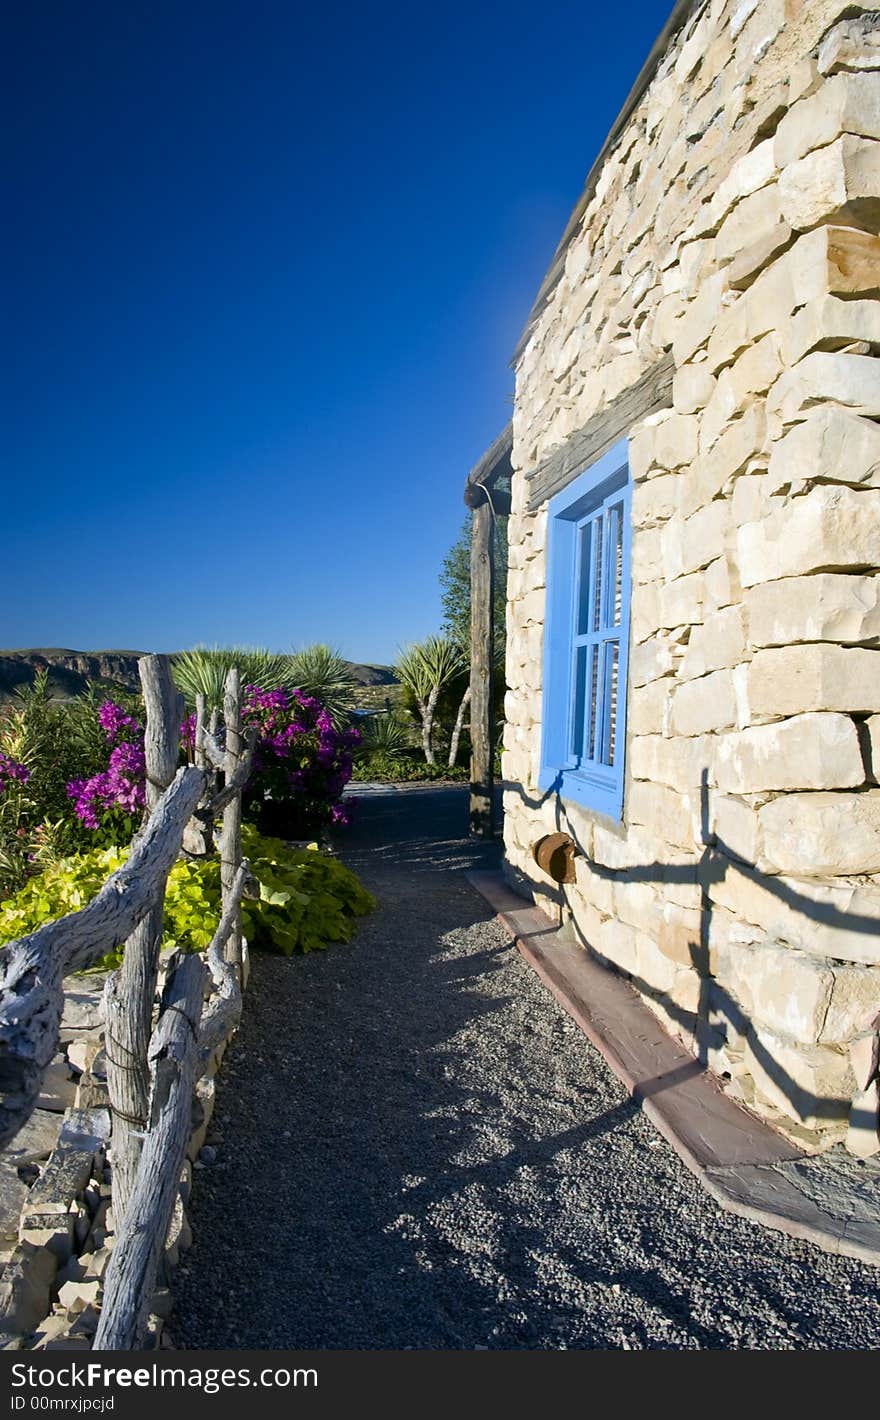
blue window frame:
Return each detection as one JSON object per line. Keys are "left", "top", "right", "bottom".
{"left": 538, "top": 438, "right": 632, "bottom": 820}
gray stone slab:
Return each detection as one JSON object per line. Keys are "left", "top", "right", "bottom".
{"left": 0, "top": 1164, "right": 27, "bottom": 1248}
{"left": 2, "top": 1111, "right": 62, "bottom": 1168}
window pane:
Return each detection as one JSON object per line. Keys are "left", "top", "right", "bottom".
{"left": 570, "top": 644, "right": 587, "bottom": 760}
{"left": 576, "top": 524, "right": 592, "bottom": 636}
{"left": 591, "top": 514, "right": 604, "bottom": 633}
{"left": 587, "top": 645, "right": 600, "bottom": 761}
{"left": 609, "top": 502, "right": 624, "bottom": 628}
{"left": 601, "top": 640, "right": 620, "bottom": 767}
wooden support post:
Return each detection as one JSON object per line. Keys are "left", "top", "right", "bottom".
{"left": 93, "top": 954, "right": 205, "bottom": 1352}
{"left": 221, "top": 669, "right": 243, "bottom": 969}
{"left": 469, "top": 496, "right": 495, "bottom": 837}
{"left": 105, "top": 655, "right": 184, "bottom": 1226}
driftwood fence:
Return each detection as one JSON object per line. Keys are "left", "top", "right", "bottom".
{"left": 0, "top": 654, "right": 254, "bottom": 1349}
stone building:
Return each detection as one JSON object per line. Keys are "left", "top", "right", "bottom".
{"left": 496, "top": 0, "right": 880, "bottom": 1156}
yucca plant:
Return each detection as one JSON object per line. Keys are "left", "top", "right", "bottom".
{"left": 359, "top": 711, "right": 412, "bottom": 757}
{"left": 395, "top": 636, "right": 466, "bottom": 766}
{"left": 286, "top": 645, "right": 358, "bottom": 726}
{"left": 172, "top": 647, "right": 295, "bottom": 710}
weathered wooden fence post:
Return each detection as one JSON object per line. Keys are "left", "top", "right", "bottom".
{"left": 221, "top": 668, "right": 243, "bottom": 970}
{"left": 93, "top": 953, "right": 205, "bottom": 1351}
{"left": 104, "top": 655, "right": 183, "bottom": 1224}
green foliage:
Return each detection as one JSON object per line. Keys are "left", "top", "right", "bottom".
{"left": 0, "top": 828, "right": 375, "bottom": 965}
{"left": 172, "top": 647, "right": 295, "bottom": 711}
{"left": 241, "top": 826, "right": 375, "bottom": 955}
{"left": 286, "top": 644, "right": 358, "bottom": 727}
{"left": 439, "top": 515, "right": 508, "bottom": 651}
{"left": 357, "top": 711, "right": 413, "bottom": 756}
{"left": 351, "top": 750, "right": 468, "bottom": 783}
{"left": 395, "top": 636, "right": 465, "bottom": 704}
{"left": 0, "top": 675, "right": 130, "bottom": 895}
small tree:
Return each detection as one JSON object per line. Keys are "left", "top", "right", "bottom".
{"left": 395, "top": 636, "right": 466, "bottom": 766}
{"left": 439, "top": 515, "right": 508, "bottom": 652}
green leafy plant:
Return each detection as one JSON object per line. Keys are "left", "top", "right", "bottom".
{"left": 0, "top": 826, "right": 375, "bottom": 965}
{"left": 358, "top": 711, "right": 412, "bottom": 757}
{"left": 395, "top": 636, "right": 466, "bottom": 766}
{"left": 286, "top": 644, "right": 358, "bottom": 727}
{"left": 351, "top": 750, "right": 468, "bottom": 783}
{"left": 172, "top": 647, "right": 295, "bottom": 711}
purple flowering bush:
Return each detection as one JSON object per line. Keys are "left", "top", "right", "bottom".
{"left": 66, "top": 700, "right": 147, "bottom": 839}
{"left": 64, "top": 688, "right": 358, "bottom": 845}
{"left": 240, "top": 685, "right": 360, "bottom": 838}
{"left": 0, "top": 754, "right": 30, "bottom": 795}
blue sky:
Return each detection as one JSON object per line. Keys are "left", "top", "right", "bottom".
{"left": 4, "top": 0, "right": 671, "bottom": 664}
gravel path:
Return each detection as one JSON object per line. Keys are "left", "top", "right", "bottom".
{"left": 173, "top": 788, "right": 880, "bottom": 1350}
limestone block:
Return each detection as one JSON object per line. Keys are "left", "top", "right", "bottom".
{"left": 672, "top": 271, "right": 727, "bottom": 364}
{"left": 768, "top": 351, "right": 880, "bottom": 425}
{"left": 758, "top": 790, "right": 880, "bottom": 875}
{"left": 612, "top": 880, "right": 662, "bottom": 935}
{"left": 706, "top": 849, "right": 880, "bottom": 966}
{"left": 731, "top": 473, "right": 767, "bottom": 526}
{"left": 634, "top": 930, "right": 678, "bottom": 995}
{"left": 679, "top": 605, "right": 747, "bottom": 680}
{"left": 650, "top": 413, "right": 700, "bottom": 471}
{"left": 628, "top": 678, "right": 671, "bottom": 737}
{"left": 737, "top": 486, "right": 880, "bottom": 586}
{"left": 745, "top": 1026, "right": 854, "bottom": 1127}
{"left": 747, "top": 644, "right": 880, "bottom": 719}
{"left": 726, "top": 222, "right": 793, "bottom": 290}
{"left": 662, "top": 501, "right": 728, "bottom": 580}
{"left": 779, "top": 135, "right": 880, "bottom": 230}
{"left": 629, "top": 733, "right": 714, "bottom": 790}
{"left": 713, "top": 712, "right": 864, "bottom": 793}
{"left": 595, "top": 916, "right": 639, "bottom": 975}
{"left": 627, "top": 779, "right": 697, "bottom": 852}
{"left": 846, "top": 1082, "right": 880, "bottom": 1156}
{"left": 774, "top": 73, "right": 880, "bottom": 168}
{"left": 822, "top": 963, "right": 880, "bottom": 1042}
{"left": 657, "top": 902, "right": 703, "bottom": 968}
{"left": 632, "top": 472, "right": 682, "bottom": 525}
{"left": 632, "top": 525, "right": 665, "bottom": 583}
{"left": 671, "top": 669, "right": 739, "bottom": 737}
{"left": 766, "top": 405, "right": 880, "bottom": 495}
{"left": 573, "top": 859, "right": 614, "bottom": 917}
{"left": 718, "top": 938, "right": 834, "bottom": 1045}
{"left": 716, "top": 183, "right": 784, "bottom": 264}
{"left": 704, "top": 553, "right": 740, "bottom": 612}
{"left": 782, "top": 295, "right": 880, "bottom": 368}
{"left": 708, "top": 138, "right": 777, "bottom": 229}
{"left": 818, "top": 14, "right": 880, "bottom": 76}
{"left": 630, "top": 632, "right": 683, "bottom": 688}
{"left": 698, "top": 370, "right": 738, "bottom": 456}
{"left": 708, "top": 225, "right": 880, "bottom": 372}
{"left": 710, "top": 792, "right": 760, "bottom": 864}
{"left": 673, "top": 362, "right": 717, "bottom": 414}
{"left": 749, "top": 573, "right": 880, "bottom": 650}
{"left": 850, "top": 1031, "right": 880, "bottom": 1090}
{"left": 658, "top": 570, "right": 705, "bottom": 630}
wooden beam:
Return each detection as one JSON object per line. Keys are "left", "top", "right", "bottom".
{"left": 466, "top": 422, "right": 513, "bottom": 490}
{"left": 526, "top": 353, "right": 675, "bottom": 510}
{"left": 469, "top": 499, "right": 495, "bottom": 837}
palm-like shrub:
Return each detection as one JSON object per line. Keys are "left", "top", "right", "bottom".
{"left": 359, "top": 711, "right": 412, "bottom": 757}
{"left": 172, "top": 646, "right": 295, "bottom": 710}
{"left": 395, "top": 636, "right": 466, "bottom": 765}
{"left": 286, "top": 644, "right": 358, "bottom": 726}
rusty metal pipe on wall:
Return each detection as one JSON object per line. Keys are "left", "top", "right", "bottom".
{"left": 532, "top": 832, "right": 577, "bottom": 884}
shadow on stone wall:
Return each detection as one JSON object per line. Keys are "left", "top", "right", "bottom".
{"left": 502, "top": 770, "right": 880, "bottom": 1133}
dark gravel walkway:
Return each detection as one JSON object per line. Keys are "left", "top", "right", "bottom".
{"left": 173, "top": 788, "right": 880, "bottom": 1350}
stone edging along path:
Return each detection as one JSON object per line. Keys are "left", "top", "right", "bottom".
{"left": 467, "top": 870, "right": 880, "bottom": 1267}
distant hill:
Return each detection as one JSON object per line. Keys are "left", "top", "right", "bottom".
{"left": 0, "top": 649, "right": 399, "bottom": 705}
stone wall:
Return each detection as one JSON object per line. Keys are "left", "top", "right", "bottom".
{"left": 503, "top": 0, "right": 880, "bottom": 1154}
